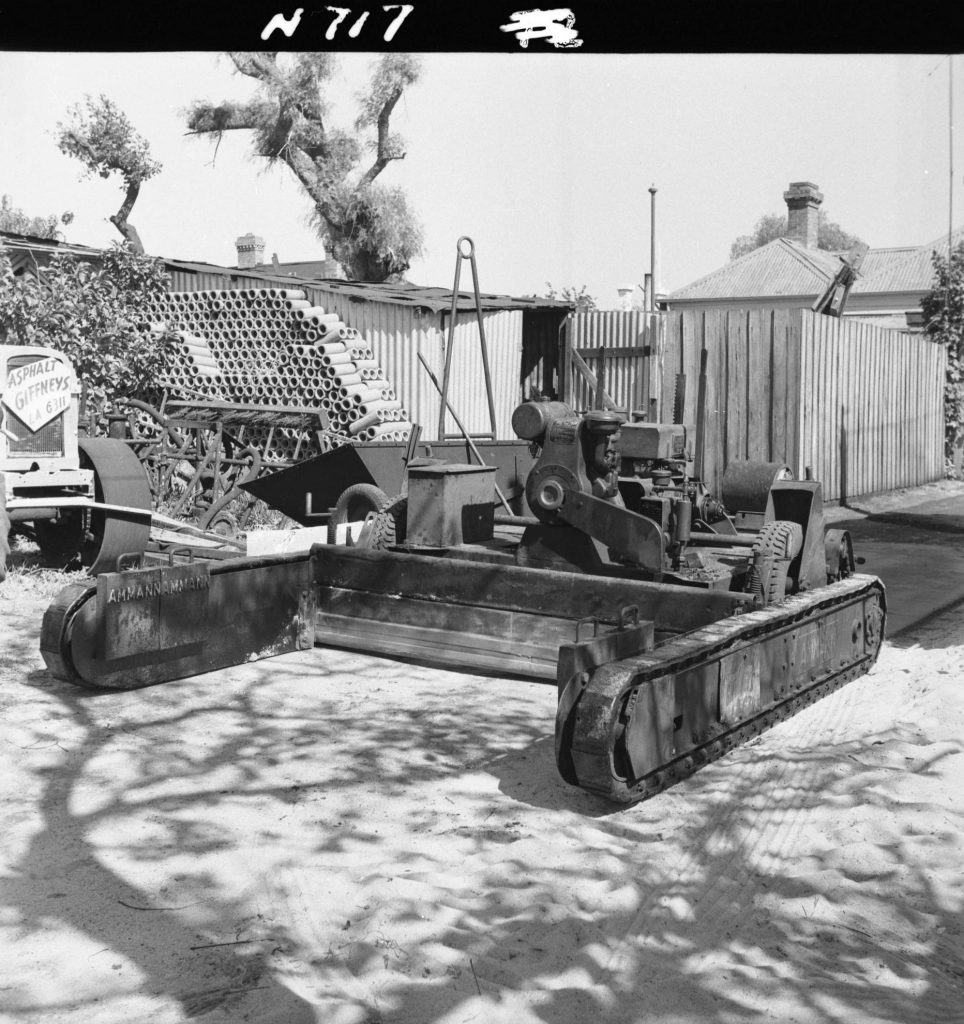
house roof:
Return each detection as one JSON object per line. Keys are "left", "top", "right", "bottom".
{"left": 668, "top": 238, "right": 845, "bottom": 301}
{"left": 0, "top": 231, "right": 573, "bottom": 315}
{"left": 852, "top": 226, "right": 964, "bottom": 294}
{"left": 668, "top": 225, "right": 964, "bottom": 304}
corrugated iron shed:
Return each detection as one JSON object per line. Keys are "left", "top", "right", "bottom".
{"left": 0, "top": 232, "right": 571, "bottom": 315}
{"left": 163, "top": 257, "right": 570, "bottom": 314}
{"left": 0, "top": 230, "right": 573, "bottom": 439}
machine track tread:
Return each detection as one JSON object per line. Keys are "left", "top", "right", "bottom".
{"left": 567, "top": 574, "right": 885, "bottom": 803}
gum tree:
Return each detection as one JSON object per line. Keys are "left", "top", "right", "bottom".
{"left": 185, "top": 52, "right": 423, "bottom": 282}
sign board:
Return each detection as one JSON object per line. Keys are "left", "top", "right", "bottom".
{"left": 3, "top": 356, "right": 75, "bottom": 432}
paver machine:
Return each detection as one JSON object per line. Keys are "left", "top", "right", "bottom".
{"left": 39, "top": 398, "right": 885, "bottom": 803}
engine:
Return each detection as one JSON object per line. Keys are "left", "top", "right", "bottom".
{"left": 511, "top": 399, "right": 732, "bottom": 575}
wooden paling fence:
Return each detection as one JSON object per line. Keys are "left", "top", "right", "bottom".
{"left": 565, "top": 307, "right": 945, "bottom": 502}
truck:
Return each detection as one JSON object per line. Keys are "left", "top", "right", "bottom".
{"left": 0, "top": 344, "right": 153, "bottom": 581}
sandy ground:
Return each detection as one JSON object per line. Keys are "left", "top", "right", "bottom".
{"left": 1, "top": 525, "right": 964, "bottom": 1023}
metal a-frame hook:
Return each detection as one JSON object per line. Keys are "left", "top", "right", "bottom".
{"left": 437, "top": 236, "right": 498, "bottom": 441}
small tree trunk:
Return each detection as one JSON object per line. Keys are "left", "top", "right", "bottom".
{"left": 109, "top": 214, "right": 145, "bottom": 254}
{"left": 110, "top": 181, "right": 145, "bottom": 254}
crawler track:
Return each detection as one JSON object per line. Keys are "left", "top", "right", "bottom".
{"left": 560, "top": 575, "right": 886, "bottom": 803}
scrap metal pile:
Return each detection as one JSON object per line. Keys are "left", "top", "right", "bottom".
{"left": 142, "top": 286, "right": 413, "bottom": 459}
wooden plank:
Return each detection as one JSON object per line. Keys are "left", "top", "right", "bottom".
{"left": 746, "top": 308, "right": 768, "bottom": 461}
{"left": 820, "top": 313, "right": 830, "bottom": 491}
{"left": 841, "top": 320, "right": 852, "bottom": 500}
{"left": 680, "top": 309, "right": 700, "bottom": 424}
{"left": 678, "top": 310, "right": 693, "bottom": 424}
{"left": 639, "top": 316, "right": 653, "bottom": 417}
{"left": 862, "top": 325, "right": 873, "bottom": 496}
{"left": 723, "top": 310, "right": 742, "bottom": 464}
{"left": 316, "top": 586, "right": 576, "bottom": 679}
{"left": 878, "top": 330, "right": 888, "bottom": 491}
{"left": 702, "top": 307, "right": 725, "bottom": 494}
{"left": 918, "top": 336, "right": 925, "bottom": 483}
{"left": 559, "top": 318, "right": 572, "bottom": 404}
{"left": 830, "top": 317, "right": 841, "bottom": 501}
{"left": 928, "top": 343, "right": 935, "bottom": 478}
{"left": 808, "top": 312, "right": 821, "bottom": 489}
{"left": 569, "top": 348, "right": 620, "bottom": 412}
{"left": 772, "top": 308, "right": 789, "bottom": 466}
{"left": 894, "top": 335, "right": 903, "bottom": 489}
{"left": 855, "top": 324, "right": 866, "bottom": 497}
{"left": 312, "top": 544, "right": 754, "bottom": 630}
{"left": 844, "top": 317, "right": 848, "bottom": 497}
{"left": 828, "top": 317, "right": 837, "bottom": 496}
{"left": 858, "top": 323, "right": 867, "bottom": 493}
{"left": 901, "top": 331, "right": 909, "bottom": 483}
{"left": 788, "top": 309, "right": 804, "bottom": 478}
{"left": 660, "top": 313, "right": 681, "bottom": 422}
{"left": 893, "top": 327, "right": 897, "bottom": 487}
{"left": 595, "top": 345, "right": 608, "bottom": 411}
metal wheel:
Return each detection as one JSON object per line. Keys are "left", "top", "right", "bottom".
{"left": 76, "top": 437, "right": 153, "bottom": 575}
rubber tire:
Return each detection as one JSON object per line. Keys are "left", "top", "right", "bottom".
{"left": 747, "top": 520, "right": 802, "bottom": 605}
{"left": 367, "top": 494, "right": 408, "bottom": 550}
{"left": 327, "top": 483, "right": 389, "bottom": 544}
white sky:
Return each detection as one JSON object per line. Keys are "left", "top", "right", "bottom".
{"left": 0, "top": 51, "right": 960, "bottom": 307}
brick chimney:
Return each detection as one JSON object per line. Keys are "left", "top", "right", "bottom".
{"left": 783, "top": 182, "right": 823, "bottom": 248}
{"left": 235, "top": 232, "right": 265, "bottom": 269}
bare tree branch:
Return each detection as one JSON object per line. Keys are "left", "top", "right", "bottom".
{"left": 358, "top": 85, "right": 405, "bottom": 188}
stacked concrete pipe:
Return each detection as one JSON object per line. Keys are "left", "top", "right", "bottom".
{"left": 145, "top": 287, "right": 413, "bottom": 462}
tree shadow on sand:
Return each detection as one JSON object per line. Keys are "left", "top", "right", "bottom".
{"left": 4, "top": 603, "right": 963, "bottom": 1023}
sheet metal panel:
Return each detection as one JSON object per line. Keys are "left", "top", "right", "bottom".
{"left": 437, "top": 309, "right": 522, "bottom": 440}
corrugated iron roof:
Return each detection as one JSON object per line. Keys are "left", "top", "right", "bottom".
{"left": 296, "top": 277, "right": 572, "bottom": 313}
{"left": 853, "top": 226, "right": 964, "bottom": 294}
{"left": 0, "top": 231, "right": 571, "bottom": 314}
{"left": 0, "top": 231, "right": 102, "bottom": 259}
{"left": 668, "top": 224, "right": 964, "bottom": 303}
{"left": 668, "top": 238, "right": 842, "bottom": 301}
